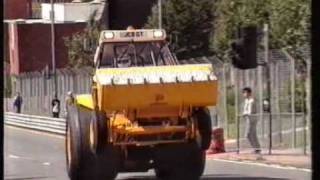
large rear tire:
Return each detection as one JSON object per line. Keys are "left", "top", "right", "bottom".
{"left": 154, "top": 142, "right": 206, "bottom": 180}
{"left": 66, "top": 105, "right": 119, "bottom": 180}
{"left": 89, "top": 110, "right": 108, "bottom": 154}
{"left": 194, "top": 108, "right": 212, "bottom": 150}
{"left": 89, "top": 110, "right": 120, "bottom": 179}
{"left": 66, "top": 104, "right": 97, "bottom": 180}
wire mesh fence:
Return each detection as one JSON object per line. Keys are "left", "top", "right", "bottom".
{"left": 4, "top": 48, "right": 310, "bottom": 153}
{"left": 208, "top": 48, "right": 310, "bottom": 152}
{"left": 233, "top": 113, "right": 308, "bottom": 154}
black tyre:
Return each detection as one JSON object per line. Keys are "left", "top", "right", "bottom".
{"left": 66, "top": 105, "right": 119, "bottom": 180}
{"left": 154, "top": 142, "right": 206, "bottom": 180}
{"left": 89, "top": 110, "right": 108, "bottom": 154}
{"left": 66, "top": 104, "right": 97, "bottom": 180}
{"left": 194, "top": 107, "right": 212, "bottom": 150}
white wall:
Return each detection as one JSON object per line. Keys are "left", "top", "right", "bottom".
{"left": 41, "top": 3, "right": 104, "bottom": 22}
{"left": 41, "top": 4, "right": 65, "bottom": 21}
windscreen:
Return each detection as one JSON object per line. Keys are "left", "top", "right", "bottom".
{"left": 98, "top": 42, "right": 177, "bottom": 68}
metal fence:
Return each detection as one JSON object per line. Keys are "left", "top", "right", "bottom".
{"left": 5, "top": 67, "right": 93, "bottom": 117}
{"left": 235, "top": 113, "right": 308, "bottom": 154}
{"left": 4, "top": 48, "right": 310, "bottom": 152}
{"left": 208, "top": 48, "right": 311, "bottom": 152}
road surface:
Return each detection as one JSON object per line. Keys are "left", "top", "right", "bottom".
{"left": 4, "top": 125, "right": 311, "bottom": 180}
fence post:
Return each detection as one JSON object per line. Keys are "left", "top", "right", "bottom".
{"left": 306, "top": 57, "right": 311, "bottom": 153}
{"left": 291, "top": 56, "right": 296, "bottom": 148}
{"left": 222, "top": 64, "right": 228, "bottom": 138}
{"left": 234, "top": 67, "right": 240, "bottom": 153}
{"left": 257, "top": 65, "right": 265, "bottom": 138}
{"left": 263, "top": 23, "right": 272, "bottom": 155}
{"left": 283, "top": 50, "right": 297, "bottom": 148}
{"left": 275, "top": 62, "right": 282, "bottom": 144}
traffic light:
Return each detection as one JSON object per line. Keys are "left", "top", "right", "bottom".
{"left": 230, "top": 25, "right": 257, "bottom": 69}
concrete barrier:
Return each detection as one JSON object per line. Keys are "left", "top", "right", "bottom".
{"left": 5, "top": 112, "right": 66, "bottom": 135}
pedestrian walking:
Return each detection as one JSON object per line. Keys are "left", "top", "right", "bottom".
{"left": 13, "top": 92, "right": 23, "bottom": 113}
{"left": 242, "top": 87, "right": 261, "bottom": 154}
{"left": 51, "top": 94, "right": 61, "bottom": 118}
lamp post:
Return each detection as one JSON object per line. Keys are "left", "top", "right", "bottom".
{"left": 263, "top": 23, "right": 273, "bottom": 155}
{"left": 158, "top": 0, "right": 162, "bottom": 29}
{"left": 50, "top": 0, "right": 57, "bottom": 99}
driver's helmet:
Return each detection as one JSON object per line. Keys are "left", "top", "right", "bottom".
{"left": 126, "top": 26, "right": 135, "bottom": 31}
{"left": 117, "top": 55, "right": 132, "bottom": 68}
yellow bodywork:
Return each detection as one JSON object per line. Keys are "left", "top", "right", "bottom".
{"left": 94, "top": 64, "right": 218, "bottom": 112}
{"left": 76, "top": 94, "right": 94, "bottom": 110}
{"left": 76, "top": 63, "right": 218, "bottom": 146}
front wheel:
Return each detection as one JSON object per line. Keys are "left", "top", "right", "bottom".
{"left": 66, "top": 105, "right": 119, "bottom": 180}
{"left": 89, "top": 111, "right": 108, "bottom": 154}
{"left": 65, "top": 105, "right": 97, "bottom": 180}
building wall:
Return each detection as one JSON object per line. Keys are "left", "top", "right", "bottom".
{"left": 9, "top": 22, "right": 86, "bottom": 75}
{"left": 32, "top": 0, "right": 74, "bottom": 18}
{"left": 9, "top": 23, "right": 20, "bottom": 75}
{"left": 3, "top": 23, "right": 9, "bottom": 62}
{"left": 4, "top": 0, "right": 32, "bottom": 19}
{"left": 41, "top": 3, "right": 103, "bottom": 21}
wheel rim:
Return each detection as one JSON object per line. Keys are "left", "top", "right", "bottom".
{"left": 89, "top": 118, "right": 96, "bottom": 152}
{"left": 66, "top": 124, "right": 72, "bottom": 169}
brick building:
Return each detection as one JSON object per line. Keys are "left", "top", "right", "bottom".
{"left": 6, "top": 20, "right": 86, "bottom": 75}
{"left": 4, "top": 0, "right": 157, "bottom": 75}
{"left": 4, "top": 0, "right": 32, "bottom": 19}
{"left": 31, "top": 0, "right": 73, "bottom": 18}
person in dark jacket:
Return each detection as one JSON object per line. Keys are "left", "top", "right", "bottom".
{"left": 51, "top": 94, "right": 61, "bottom": 118}
{"left": 13, "top": 92, "right": 23, "bottom": 113}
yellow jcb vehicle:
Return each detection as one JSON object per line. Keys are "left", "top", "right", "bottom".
{"left": 65, "top": 28, "right": 218, "bottom": 180}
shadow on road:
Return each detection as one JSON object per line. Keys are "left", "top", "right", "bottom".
{"left": 118, "top": 174, "right": 289, "bottom": 180}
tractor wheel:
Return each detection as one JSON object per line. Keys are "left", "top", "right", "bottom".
{"left": 89, "top": 110, "right": 108, "bottom": 154}
{"left": 66, "top": 105, "right": 119, "bottom": 180}
{"left": 89, "top": 110, "right": 120, "bottom": 179}
{"left": 194, "top": 107, "right": 212, "bottom": 150}
{"left": 65, "top": 104, "right": 97, "bottom": 180}
{"left": 154, "top": 142, "right": 206, "bottom": 180}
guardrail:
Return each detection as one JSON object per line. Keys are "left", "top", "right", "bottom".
{"left": 5, "top": 112, "right": 66, "bottom": 135}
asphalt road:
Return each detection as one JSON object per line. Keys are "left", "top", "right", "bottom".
{"left": 4, "top": 125, "right": 311, "bottom": 180}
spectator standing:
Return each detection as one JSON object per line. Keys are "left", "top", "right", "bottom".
{"left": 65, "top": 91, "right": 75, "bottom": 114}
{"left": 51, "top": 94, "right": 61, "bottom": 118}
{"left": 13, "top": 92, "right": 23, "bottom": 113}
{"left": 242, "top": 87, "right": 261, "bottom": 154}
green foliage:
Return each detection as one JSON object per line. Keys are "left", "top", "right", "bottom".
{"left": 64, "top": 11, "right": 100, "bottom": 68}
{"left": 213, "top": 0, "right": 311, "bottom": 60}
{"left": 226, "top": 86, "right": 236, "bottom": 123}
{"left": 280, "top": 79, "right": 306, "bottom": 112}
{"left": 145, "top": 0, "right": 215, "bottom": 59}
{"left": 291, "top": 80, "right": 306, "bottom": 112}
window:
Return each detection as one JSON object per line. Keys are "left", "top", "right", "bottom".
{"left": 99, "top": 42, "right": 176, "bottom": 68}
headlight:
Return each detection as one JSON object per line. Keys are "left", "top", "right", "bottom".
{"left": 153, "top": 30, "right": 164, "bottom": 38}
{"left": 104, "top": 32, "right": 114, "bottom": 39}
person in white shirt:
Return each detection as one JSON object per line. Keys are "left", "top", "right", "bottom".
{"left": 242, "top": 87, "right": 261, "bottom": 154}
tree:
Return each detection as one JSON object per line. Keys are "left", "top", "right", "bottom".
{"left": 213, "top": 0, "right": 310, "bottom": 61}
{"left": 64, "top": 11, "right": 101, "bottom": 68}
{"left": 145, "top": 0, "right": 215, "bottom": 59}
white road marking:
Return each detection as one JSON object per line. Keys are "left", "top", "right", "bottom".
{"left": 43, "top": 162, "right": 51, "bottom": 166}
{"left": 212, "top": 159, "right": 311, "bottom": 172}
{"left": 9, "top": 154, "right": 20, "bottom": 159}
{"left": 5, "top": 125, "right": 64, "bottom": 139}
